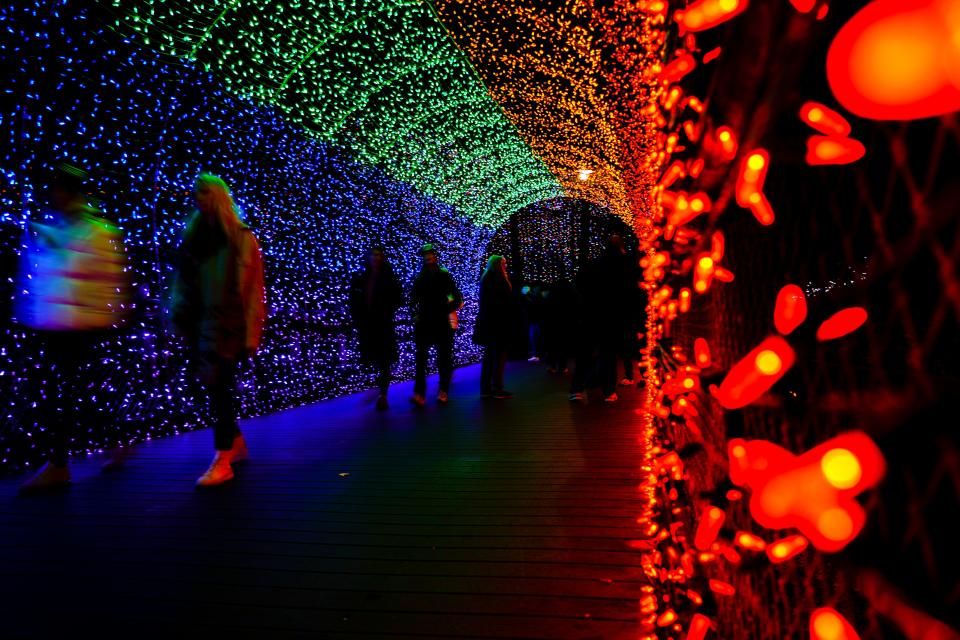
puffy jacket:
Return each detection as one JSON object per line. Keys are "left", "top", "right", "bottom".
{"left": 170, "top": 212, "right": 266, "bottom": 358}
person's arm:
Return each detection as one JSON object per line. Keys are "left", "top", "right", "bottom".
{"left": 445, "top": 271, "right": 464, "bottom": 312}
{"left": 240, "top": 231, "right": 267, "bottom": 356}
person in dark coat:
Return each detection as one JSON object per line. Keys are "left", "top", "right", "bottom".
{"left": 410, "top": 243, "right": 463, "bottom": 407}
{"left": 349, "top": 246, "right": 403, "bottom": 410}
{"left": 569, "top": 233, "right": 634, "bottom": 402}
{"left": 543, "top": 279, "right": 575, "bottom": 374}
{"left": 473, "top": 255, "right": 516, "bottom": 398}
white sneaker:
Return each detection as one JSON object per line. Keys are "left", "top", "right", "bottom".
{"left": 196, "top": 453, "right": 234, "bottom": 487}
{"left": 618, "top": 378, "right": 635, "bottom": 387}
{"left": 19, "top": 462, "right": 71, "bottom": 494}
{"left": 604, "top": 393, "right": 619, "bottom": 402}
{"left": 569, "top": 392, "right": 585, "bottom": 402}
{"left": 527, "top": 356, "right": 540, "bottom": 362}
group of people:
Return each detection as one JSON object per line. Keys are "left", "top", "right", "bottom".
{"left": 349, "top": 246, "right": 517, "bottom": 408}
{"left": 13, "top": 163, "right": 641, "bottom": 494}
{"left": 16, "top": 165, "right": 266, "bottom": 491}
{"left": 524, "top": 234, "right": 644, "bottom": 402}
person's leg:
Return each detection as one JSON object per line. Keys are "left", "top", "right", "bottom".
{"left": 208, "top": 355, "right": 239, "bottom": 453}
{"left": 599, "top": 343, "right": 618, "bottom": 397}
{"left": 196, "top": 353, "right": 239, "bottom": 486}
{"left": 377, "top": 356, "right": 391, "bottom": 396}
{"left": 480, "top": 346, "right": 494, "bottom": 394}
{"left": 494, "top": 349, "right": 507, "bottom": 391}
{"left": 413, "top": 331, "right": 428, "bottom": 398}
{"left": 438, "top": 330, "right": 454, "bottom": 394}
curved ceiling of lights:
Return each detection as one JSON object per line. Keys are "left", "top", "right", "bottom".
{"left": 100, "top": 0, "right": 651, "bottom": 228}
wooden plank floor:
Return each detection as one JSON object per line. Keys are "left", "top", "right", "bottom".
{"left": 0, "top": 363, "right": 649, "bottom": 639}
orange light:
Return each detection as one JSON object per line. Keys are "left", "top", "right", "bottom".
{"left": 660, "top": 160, "right": 686, "bottom": 188}
{"left": 736, "top": 149, "right": 775, "bottom": 225}
{"left": 715, "top": 126, "right": 738, "bottom": 160}
{"left": 664, "top": 86, "right": 683, "bottom": 110}
{"left": 661, "top": 52, "right": 697, "bottom": 84}
{"left": 821, "top": 448, "right": 863, "bottom": 489}
{"left": 694, "top": 255, "right": 715, "bottom": 294}
{"left": 806, "top": 135, "right": 866, "bottom": 165}
{"left": 679, "top": 288, "right": 692, "bottom": 313}
{"left": 732, "top": 431, "right": 886, "bottom": 551}
{"left": 694, "top": 338, "right": 711, "bottom": 367}
{"left": 767, "top": 534, "right": 809, "bottom": 563}
{"left": 735, "top": 531, "right": 767, "bottom": 551}
{"left": 686, "top": 96, "right": 705, "bottom": 113}
{"left": 689, "top": 157, "right": 705, "bottom": 177}
{"left": 709, "top": 579, "right": 736, "bottom": 596}
{"left": 687, "top": 614, "right": 712, "bottom": 640}
{"left": 694, "top": 505, "right": 725, "bottom": 550}
{"left": 676, "top": 0, "right": 750, "bottom": 33}
{"left": 826, "top": 0, "right": 960, "bottom": 120}
{"left": 657, "top": 609, "right": 679, "bottom": 627}
{"left": 816, "top": 307, "right": 868, "bottom": 341}
{"left": 800, "top": 101, "right": 852, "bottom": 136}
{"left": 714, "top": 335, "right": 795, "bottom": 409}
{"left": 713, "top": 266, "right": 735, "bottom": 283}
{"left": 710, "top": 231, "right": 725, "bottom": 261}
{"left": 774, "top": 284, "right": 808, "bottom": 335}
{"left": 810, "top": 607, "right": 861, "bottom": 640}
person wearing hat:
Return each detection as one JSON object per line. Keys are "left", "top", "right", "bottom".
{"left": 409, "top": 243, "right": 463, "bottom": 406}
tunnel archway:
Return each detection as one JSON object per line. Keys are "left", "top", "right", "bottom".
{"left": 486, "top": 197, "right": 638, "bottom": 287}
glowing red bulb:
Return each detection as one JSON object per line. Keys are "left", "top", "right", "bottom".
{"left": 774, "top": 284, "right": 807, "bottom": 335}
{"left": 816, "top": 307, "right": 868, "bottom": 341}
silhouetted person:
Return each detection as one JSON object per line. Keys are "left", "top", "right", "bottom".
{"left": 569, "top": 234, "right": 633, "bottom": 402}
{"left": 350, "top": 246, "right": 403, "bottom": 410}
{"left": 16, "top": 163, "right": 130, "bottom": 493}
{"left": 524, "top": 283, "right": 545, "bottom": 362}
{"left": 410, "top": 243, "right": 463, "bottom": 407}
{"left": 596, "top": 233, "right": 635, "bottom": 401}
{"left": 473, "top": 255, "right": 515, "bottom": 399}
{"left": 170, "top": 174, "right": 266, "bottom": 487}
{"left": 543, "top": 279, "right": 576, "bottom": 374}
{"left": 606, "top": 233, "right": 640, "bottom": 388}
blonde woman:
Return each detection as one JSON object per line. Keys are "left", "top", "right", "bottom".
{"left": 170, "top": 174, "right": 266, "bottom": 487}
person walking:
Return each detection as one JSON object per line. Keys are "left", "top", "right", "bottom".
{"left": 170, "top": 174, "right": 266, "bottom": 487}
{"left": 473, "top": 255, "right": 515, "bottom": 399}
{"left": 350, "top": 246, "right": 403, "bottom": 410}
{"left": 16, "top": 162, "right": 130, "bottom": 493}
{"left": 410, "top": 243, "right": 462, "bottom": 407}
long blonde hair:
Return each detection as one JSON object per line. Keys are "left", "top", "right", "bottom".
{"left": 482, "top": 254, "right": 511, "bottom": 290}
{"left": 196, "top": 173, "right": 244, "bottom": 239}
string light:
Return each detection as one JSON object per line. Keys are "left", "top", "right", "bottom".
{"left": 0, "top": 1, "right": 493, "bottom": 471}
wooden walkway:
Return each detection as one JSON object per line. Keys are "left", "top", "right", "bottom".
{"left": 0, "top": 363, "right": 648, "bottom": 639}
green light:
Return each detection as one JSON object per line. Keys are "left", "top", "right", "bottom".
{"left": 103, "top": 0, "right": 562, "bottom": 226}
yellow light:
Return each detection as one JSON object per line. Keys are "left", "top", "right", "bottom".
{"left": 817, "top": 508, "right": 854, "bottom": 541}
{"left": 720, "top": 0, "right": 740, "bottom": 11}
{"left": 820, "top": 448, "right": 862, "bottom": 489}
{"left": 698, "top": 256, "right": 714, "bottom": 269}
{"left": 755, "top": 350, "right": 782, "bottom": 375}
{"left": 812, "top": 610, "right": 844, "bottom": 640}
{"left": 747, "top": 153, "right": 766, "bottom": 170}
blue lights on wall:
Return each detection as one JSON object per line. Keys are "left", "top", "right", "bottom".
{"left": 0, "top": 1, "right": 491, "bottom": 472}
